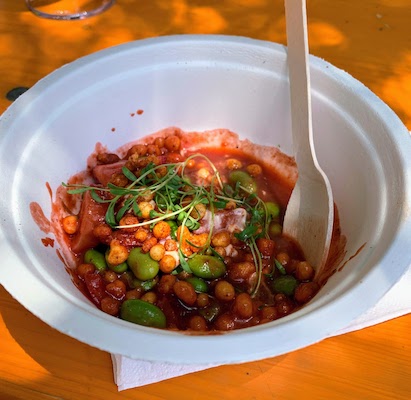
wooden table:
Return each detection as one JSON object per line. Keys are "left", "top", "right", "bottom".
{"left": 1, "top": 1, "right": 410, "bottom": 398}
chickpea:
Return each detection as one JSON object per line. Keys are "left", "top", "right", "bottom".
{"left": 234, "top": 293, "right": 254, "bottom": 319}
{"left": 135, "top": 228, "right": 149, "bottom": 242}
{"left": 125, "top": 288, "right": 142, "bottom": 300}
{"left": 158, "top": 274, "right": 177, "bottom": 294}
{"left": 62, "top": 215, "right": 78, "bottom": 235}
{"left": 159, "top": 254, "right": 177, "bottom": 273}
{"left": 110, "top": 172, "right": 129, "bottom": 187}
{"left": 214, "top": 280, "right": 235, "bottom": 302}
{"left": 142, "top": 236, "right": 158, "bottom": 253}
{"left": 166, "top": 153, "right": 183, "bottom": 163}
{"left": 191, "top": 203, "right": 207, "bottom": 220}
{"left": 188, "top": 315, "right": 208, "bottom": 331}
{"left": 76, "top": 263, "right": 95, "bottom": 279}
{"left": 256, "top": 238, "right": 275, "bottom": 257}
{"left": 295, "top": 261, "right": 315, "bottom": 281}
{"left": 213, "top": 246, "right": 226, "bottom": 258}
{"left": 226, "top": 158, "right": 242, "bottom": 170}
{"left": 260, "top": 306, "right": 278, "bottom": 321}
{"left": 149, "top": 244, "right": 166, "bottom": 261}
{"left": 173, "top": 280, "right": 197, "bottom": 306}
{"left": 100, "top": 296, "right": 120, "bottom": 316}
{"left": 225, "top": 200, "right": 236, "bottom": 210}
{"left": 141, "top": 291, "right": 157, "bottom": 304}
{"left": 164, "top": 239, "right": 178, "bottom": 251}
{"left": 214, "top": 313, "right": 235, "bottom": 331}
{"left": 119, "top": 214, "right": 139, "bottom": 229}
{"left": 274, "top": 293, "right": 287, "bottom": 303}
{"left": 154, "top": 137, "right": 165, "bottom": 148}
{"left": 186, "top": 159, "right": 196, "bottom": 168}
{"left": 211, "top": 230, "right": 231, "bottom": 247}
{"left": 230, "top": 230, "right": 243, "bottom": 246}
{"left": 96, "top": 152, "right": 120, "bottom": 165}
{"left": 106, "top": 279, "right": 126, "bottom": 299}
{"left": 294, "top": 282, "right": 319, "bottom": 304}
{"left": 197, "top": 292, "right": 210, "bottom": 308}
{"left": 93, "top": 223, "right": 112, "bottom": 242}
{"left": 189, "top": 233, "right": 208, "bottom": 252}
{"left": 103, "top": 270, "right": 118, "bottom": 283}
{"left": 137, "top": 188, "right": 154, "bottom": 202}
{"left": 107, "top": 239, "right": 129, "bottom": 265}
{"left": 138, "top": 201, "right": 154, "bottom": 219}
{"left": 164, "top": 135, "right": 181, "bottom": 152}
{"left": 127, "top": 144, "right": 147, "bottom": 157}
{"left": 177, "top": 226, "right": 192, "bottom": 257}
{"left": 276, "top": 300, "right": 294, "bottom": 316}
{"left": 197, "top": 168, "right": 210, "bottom": 180}
{"left": 228, "top": 261, "right": 256, "bottom": 282}
{"left": 155, "top": 166, "right": 168, "bottom": 177}
{"left": 246, "top": 164, "right": 262, "bottom": 177}
{"left": 152, "top": 221, "right": 171, "bottom": 240}
{"left": 276, "top": 252, "right": 290, "bottom": 267}
{"left": 147, "top": 144, "right": 161, "bottom": 155}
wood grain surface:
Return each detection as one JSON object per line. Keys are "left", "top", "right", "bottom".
{"left": 0, "top": 1, "right": 410, "bottom": 398}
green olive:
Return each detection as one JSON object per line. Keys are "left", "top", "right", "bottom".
{"left": 120, "top": 299, "right": 166, "bottom": 329}
{"left": 186, "top": 276, "right": 208, "bottom": 293}
{"left": 127, "top": 247, "right": 159, "bottom": 281}
{"left": 272, "top": 275, "right": 298, "bottom": 296}
{"left": 187, "top": 255, "right": 226, "bottom": 279}
{"left": 84, "top": 248, "right": 107, "bottom": 272}
{"left": 229, "top": 170, "right": 257, "bottom": 194}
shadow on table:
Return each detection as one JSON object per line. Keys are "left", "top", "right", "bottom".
{"left": 0, "top": 285, "right": 285, "bottom": 399}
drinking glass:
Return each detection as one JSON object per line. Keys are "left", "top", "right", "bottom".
{"left": 25, "top": 0, "right": 115, "bottom": 20}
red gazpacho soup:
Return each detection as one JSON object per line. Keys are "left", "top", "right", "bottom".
{"left": 54, "top": 127, "right": 343, "bottom": 332}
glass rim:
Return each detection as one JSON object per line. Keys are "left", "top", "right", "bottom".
{"left": 25, "top": 0, "right": 115, "bottom": 20}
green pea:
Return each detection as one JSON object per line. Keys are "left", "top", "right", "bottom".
{"left": 187, "top": 255, "right": 226, "bottom": 279}
{"left": 186, "top": 276, "right": 208, "bottom": 293}
{"left": 229, "top": 170, "right": 257, "bottom": 194}
{"left": 166, "top": 220, "right": 178, "bottom": 240}
{"left": 265, "top": 201, "right": 280, "bottom": 218}
{"left": 84, "top": 249, "right": 107, "bottom": 272}
{"left": 272, "top": 275, "right": 298, "bottom": 296}
{"left": 269, "top": 221, "right": 282, "bottom": 237}
{"left": 199, "top": 300, "right": 221, "bottom": 323}
{"left": 127, "top": 247, "right": 159, "bottom": 281}
{"left": 120, "top": 299, "right": 166, "bottom": 329}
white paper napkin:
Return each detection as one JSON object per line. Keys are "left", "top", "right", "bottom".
{"left": 111, "top": 265, "right": 411, "bottom": 391}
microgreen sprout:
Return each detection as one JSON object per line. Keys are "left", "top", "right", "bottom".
{"left": 63, "top": 152, "right": 280, "bottom": 297}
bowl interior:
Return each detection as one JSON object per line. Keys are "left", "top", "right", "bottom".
{"left": 1, "top": 35, "right": 410, "bottom": 363}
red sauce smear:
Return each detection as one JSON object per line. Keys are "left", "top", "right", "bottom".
{"left": 338, "top": 243, "right": 366, "bottom": 272}
{"left": 41, "top": 237, "right": 55, "bottom": 247}
{"left": 29, "top": 202, "right": 51, "bottom": 234}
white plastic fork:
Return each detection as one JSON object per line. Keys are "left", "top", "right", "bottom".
{"left": 282, "top": 0, "right": 334, "bottom": 274}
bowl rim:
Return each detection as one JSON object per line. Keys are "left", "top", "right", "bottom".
{"left": 1, "top": 34, "right": 411, "bottom": 364}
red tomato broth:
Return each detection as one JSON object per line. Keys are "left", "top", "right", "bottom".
{"left": 52, "top": 127, "right": 345, "bottom": 332}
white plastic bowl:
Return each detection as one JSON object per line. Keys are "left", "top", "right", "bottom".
{"left": 1, "top": 35, "right": 411, "bottom": 364}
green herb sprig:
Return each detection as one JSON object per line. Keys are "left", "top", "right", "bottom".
{"left": 63, "top": 153, "right": 280, "bottom": 297}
